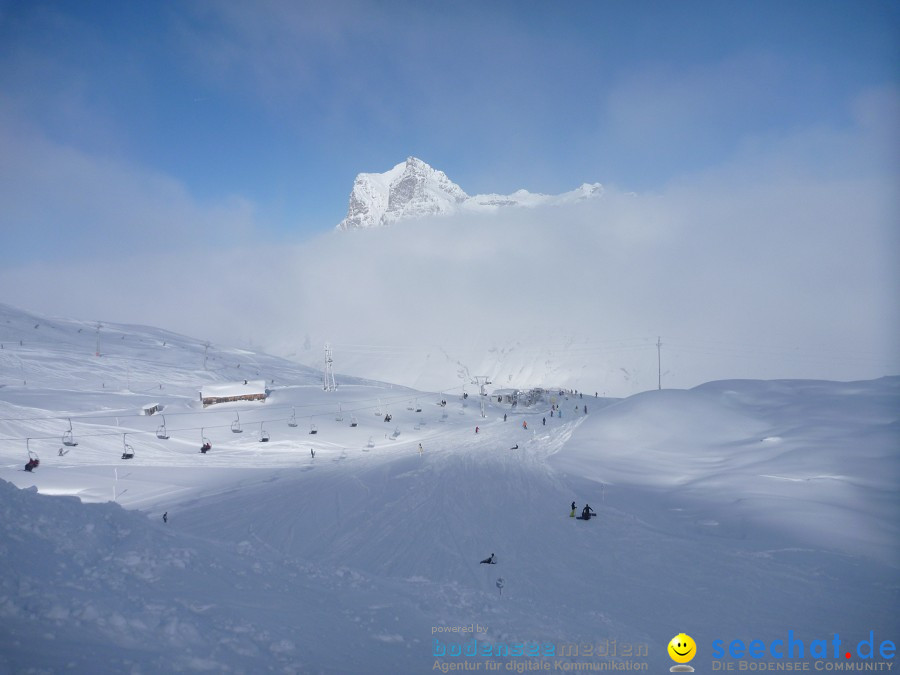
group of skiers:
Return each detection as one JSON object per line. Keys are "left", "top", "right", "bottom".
{"left": 478, "top": 498, "right": 598, "bottom": 564}
{"left": 571, "top": 500, "right": 596, "bottom": 521}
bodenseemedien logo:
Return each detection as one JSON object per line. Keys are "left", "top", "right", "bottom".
{"left": 669, "top": 633, "right": 696, "bottom": 672}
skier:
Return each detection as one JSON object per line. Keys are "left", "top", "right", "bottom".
{"left": 522, "top": 420, "right": 527, "bottom": 430}
{"left": 542, "top": 417, "right": 546, "bottom": 426}
{"left": 310, "top": 448, "right": 316, "bottom": 458}
{"left": 418, "top": 443, "right": 424, "bottom": 456}
{"left": 503, "top": 413, "right": 507, "bottom": 422}
{"left": 24, "top": 457, "right": 38, "bottom": 472}
{"left": 570, "top": 501, "right": 576, "bottom": 518}
{"left": 480, "top": 553, "right": 497, "bottom": 565}
{"left": 583, "top": 405, "right": 587, "bottom": 414}
{"left": 163, "top": 512, "right": 168, "bottom": 524}
{"left": 475, "top": 426, "right": 479, "bottom": 434}
{"left": 581, "top": 504, "right": 596, "bottom": 521}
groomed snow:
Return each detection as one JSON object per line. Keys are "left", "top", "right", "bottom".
{"left": 0, "top": 304, "right": 897, "bottom": 673}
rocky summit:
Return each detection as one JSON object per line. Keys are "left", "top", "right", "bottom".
{"left": 336, "top": 157, "right": 602, "bottom": 230}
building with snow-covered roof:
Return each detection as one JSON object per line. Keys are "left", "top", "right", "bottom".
{"left": 200, "top": 380, "right": 268, "bottom": 407}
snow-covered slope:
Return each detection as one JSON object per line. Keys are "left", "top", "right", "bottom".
{"left": 1, "top": 304, "right": 898, "bottom": 673}
{"left": 336, "top": 157, "right": 603, "bottom": 230}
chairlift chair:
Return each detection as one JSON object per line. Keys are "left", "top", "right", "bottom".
{"left": 200, "top": 428, "right": 212, "bottom": 453}
{"left": 121, "top": 434, "right": 135, "bottom": 460}
{"left": 231, "top": 412, "right": 242, "bottom": 433}
{"left": 390, "top": 427, "right": 401, "bottom": 439}
{"left": 335, "top": 404, "right": 344, "bottom": 422}
{"left": 25, "top": 440, "right": 40, "bottom": 471}
{"left": 350, "top": 416, "right": 358, "bottom": 427}
{"left": 156, "top": 415, "right": 169, "bottom": 440}
{"left": 259, "top": 422, "right": 269, "bottom": 443}
{"left": 287, "top": 408, "right": 298, "bottom": 427}
{"left": 309, "top": 422, "right": 318, "bottom": 435}
{"left": 62, "top": 418, "right": 78, "bottom": 447}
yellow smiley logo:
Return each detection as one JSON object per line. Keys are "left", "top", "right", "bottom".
{"left": 668, "top": 633, "right": 696, "bottom": 664}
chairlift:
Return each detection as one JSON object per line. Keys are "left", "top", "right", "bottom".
{"left": 25, "top": 439, "right": 40, "bottom": 471}
{"left": 287, "top": 408, "right": 298, "bottom": 428}
{"left": 366, "top": 436, "right": 375, "bottom": 448}
{"left": 200, "top": 428, "right": 212, "bottom": 453}
{"left": 62, "top": 418, "right": 78, "bottom": 447}
{"left": 335, "top": 404, "right": 344, "bottom": 422}
{"left": 156, "top": 415, "right": 169, "bottom": 440}
{"left": 415, "top": 399, "right": 422, "bottom": 413}
{"left": 390, "top": 427, "right": 401, "bottom": 440}
{"left": 375, "top": 399, "right": 382, "bottom": 416}
{"left": 309, "top": 422, "right": 318, "bottom": 435}
{"left": 350, "top": 416, "right": 358, "bottom": 428}
{"left": 121, "top": 433, "right": 135, "bottom": 460}
{"left": 259, "top": 422, "right": 269, "bottom": 443}
{"left": 231, "top": 412, "right": 242, "bottom": 433}
{"left": 407, "top": 401, "right": 415, "bottom": 411}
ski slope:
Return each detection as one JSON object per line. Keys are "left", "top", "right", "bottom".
{"left": 0, "top": 304, "right": 897, "bottom": 673}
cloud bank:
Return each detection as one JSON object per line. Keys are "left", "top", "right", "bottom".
{"left": 2, "top": 88, "right": 897, "bottom": 395}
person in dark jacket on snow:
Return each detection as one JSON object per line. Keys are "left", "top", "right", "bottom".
{"left": 581, "top": 504, "right": 596, "bottom": 521}
{"left": 480, "top": 553, "right": 497, "bottom": 564}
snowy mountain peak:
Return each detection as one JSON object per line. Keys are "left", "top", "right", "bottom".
{"left": 336, "top": 157, "right": 468, "bottom": 231}
{"left": 336, "top": 159, "right": 603, "bottom": 230}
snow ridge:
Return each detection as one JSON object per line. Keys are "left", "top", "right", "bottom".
{"left": 336, "top": 157, "right": 603, "bottom": 230}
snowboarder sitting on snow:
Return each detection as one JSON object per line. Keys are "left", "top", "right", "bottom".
{"left": 480, "top": 553, "right": 497, "bottom": 565}
{"left": 581, "top": 504, "right": 596, "bottom": 521}
{"left": 510, "top": 444, "right": 518, "bottom": 450}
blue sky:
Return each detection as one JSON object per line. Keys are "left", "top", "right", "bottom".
{"left": 1, "top": 0, "right": 897, "bottom": 259}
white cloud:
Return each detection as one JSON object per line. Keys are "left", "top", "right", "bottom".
{"left": 0, "top": 106, "right": 256, "bottom": 265}
{"left": 1, "top": 88, "right": 896, "bottom": 396}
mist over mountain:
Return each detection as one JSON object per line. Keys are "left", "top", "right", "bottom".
{"left": 2, "top": 132, "right": 896, "bottom": 397}
{"left": 336, "top": 157, "right": 603, "bottom": 231}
